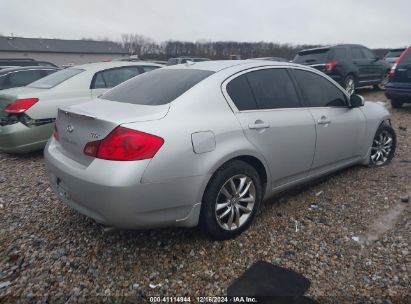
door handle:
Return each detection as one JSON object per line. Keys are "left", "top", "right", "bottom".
{"left": 248, "top": 122, "right": 270, "bottom": 130}
{"left": 317, "top": 116, "right": 331, "bottom": 125}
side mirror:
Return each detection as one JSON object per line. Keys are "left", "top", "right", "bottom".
{"left": 349, "top": 94, "right": 365, "bottom": 108}
{"left": 373, "top": 57, "right": 380, "bottom": 62}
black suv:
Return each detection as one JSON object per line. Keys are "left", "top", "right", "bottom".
{"left": 293, "top": 44, "right": 390, "bottom": 94}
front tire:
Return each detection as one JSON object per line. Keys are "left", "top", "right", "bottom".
{"left": 200, "top": 160, "right": 262, "bottom": 240}
{"left": 369, "top": 123, "right": 396, "bottom": 166}
{"left": 344, "top": 75, "right": 356, "bottom": 95}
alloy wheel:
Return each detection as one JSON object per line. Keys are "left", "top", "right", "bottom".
{"left": 345, "top": 78, "right": 355, "bottom": 95}
{"left": 215, "top": 174, "right": 256, "bottom": 231}
{"left": 371, "top": 130, "right": 394, "bottom": 166}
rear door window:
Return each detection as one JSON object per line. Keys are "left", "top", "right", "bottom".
{"left": 293, "top": 69, "right": 347, "bottom": 107}
{"left": 101, "top": 69, "right": 214, "bottom": 105}
{"left": 246, "top": 69, "right": 300, "bottom": 109}
{"left": 226, "top": 74, "right": 258, "bottom": 110}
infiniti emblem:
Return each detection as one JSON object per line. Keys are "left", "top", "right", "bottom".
{"left": 66, "top": 124, "right": 74, "bottom": 133}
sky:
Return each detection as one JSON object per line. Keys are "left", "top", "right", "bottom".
{"left": 0, "top": 0, "right": 409, "bottom": 48}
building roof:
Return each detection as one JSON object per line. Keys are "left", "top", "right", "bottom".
{"left": 0, "top": 36, "right": 128, "bottom": 55}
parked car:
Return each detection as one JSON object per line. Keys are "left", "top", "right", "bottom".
{"left": 0, "top": 58, "right": 57, "bottom": 68}
{"left": 0, "top": 66, "right": 59, "bottom": 91}
{"left": 0, "top": 61, "right": 162, "bottom": 153}
{"left": 250, "top": 57, "right": 289, "bottom": 62}
{"left": 385, "top": 46, "right": 411, "bottom": 108}
{"left": 167, "top": 57, "right": 210, "bottom": 65}
{"left": 45, "top": 60, "right": 396, "bottom": 240}
{"left": 293, "top": 44, "right": 391, "bottom": 94}
{"left": 383, "top": 48, "right": 406, "bottom": 68}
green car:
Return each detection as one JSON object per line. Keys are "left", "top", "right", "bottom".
{"left": 0, "top": 61, "right": 162, "bottom": 153}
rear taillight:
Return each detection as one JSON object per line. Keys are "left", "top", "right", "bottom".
{"left": 53, "top": 124, "right": 59, "bottom": 141}
{"left": 324, "top": 61, "right": 338, "bottom": 72}
{"left": 389, "top": 47, "right": 410, "bottom": 79}
{"left": 5, "top": 98, "right": 39, "bottom": 114}
{"left": 83, "top": 126, "right": 164, "bottom": 161}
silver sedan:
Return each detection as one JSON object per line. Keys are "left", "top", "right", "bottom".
{"left": 44, "top": 60, "right": 396, "bottom": 240}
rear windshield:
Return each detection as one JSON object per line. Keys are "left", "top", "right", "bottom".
{"left": 385, "top": 49, "right": 405, "bottom": 58}
{"left": 101, "top": 69, "right": 214, "bottom": 105}
{"left": 28, "top": 68, "right": 84, "bottom": 88}
{"left": 293, "top": 48, "right": 330, "bottom": 64}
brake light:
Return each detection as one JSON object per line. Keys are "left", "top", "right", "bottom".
{"left": 389, "top": 47, "right": 410, "bottom": 78}
{"left": 53, "top": 124, "right": 59, "bottom": 141}
{"left": 83, "top": 126, "right": 164, "bottom": 161}
{"left": 5, "top": 98, "right": 39, "bottom": 114}
{"left": 324, "top": 61, "right": 338, "bottom": 72}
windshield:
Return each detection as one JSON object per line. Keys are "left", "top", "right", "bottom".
{"left": 101, "top": 69, "right": 214, "bottom": 105}
{"left": 293, "top": 48, "right": 330, "bottom": 64}
{"left": 28, "top": 68, "right": 84, "bottom": 88}
{"left": 385, "top": 50, "right": 405, "bottom": 58}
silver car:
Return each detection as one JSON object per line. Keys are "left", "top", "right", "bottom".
{"left": 45, "top": 60, "right": 396, "bottom": 240}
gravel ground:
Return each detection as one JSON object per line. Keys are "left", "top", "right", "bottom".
{"left": 0, "top": 89, "right": 410, "bottom": 303}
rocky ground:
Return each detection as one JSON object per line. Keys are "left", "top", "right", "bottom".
{"left": 0, "top": 89, "right": 410, "bottom": 303}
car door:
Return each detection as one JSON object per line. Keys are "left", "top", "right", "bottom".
{"left": 291, "top": 68, "right": 366, "bottom": 173}
{"left": 90, "top": 66, "right": 141, "bottom": 98}
{"left": 223, "top": 67, "right": 316, "bottom": 188}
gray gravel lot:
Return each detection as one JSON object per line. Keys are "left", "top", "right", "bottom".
{"left": 0, "top": 89, "right": 410, "bottom": 303}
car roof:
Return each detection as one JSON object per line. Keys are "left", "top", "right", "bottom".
{"left": 162, "top": 59, "right": 299, "bottom": 72}
{"left": 70, "top": 61, "right": 164, "bottom": 73}
{"left": 298, "top": 44, "right": 367, "bottom": 54}
{"left": 0, "top": 65, "right": 59, "bottom": 75}
{"left": 389, "top": 48, "right": 406, "bottom": 52}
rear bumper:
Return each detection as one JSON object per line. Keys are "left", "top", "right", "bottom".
{"left": 0, "top": 122, "right": 51, "bottom": 153}
{"left": 44, "top": 139, "right": 206, "bottom": 229}
{"left": 385, "top": 83, "right": 411, "bottom": 101}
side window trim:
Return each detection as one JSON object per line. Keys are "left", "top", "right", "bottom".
{"left": 289, "top": 67, "right": 349, "bottom": 108}
{"left": 222, "top": 66, "right": 306, "bottom": 112}
{"left": 90, "top": 71, "right": 107, "bottom": 89}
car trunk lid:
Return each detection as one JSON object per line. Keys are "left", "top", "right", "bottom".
{"left": 56, "top": 99, "right": 170, "bottom": 165}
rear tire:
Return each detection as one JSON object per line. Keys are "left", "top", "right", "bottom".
{"left": 200, "top": 160, "right": 262, "bottom": 240}
{"left": 369, "top": 123, "right": 396, "bottom": 167}
{"left": 344, "top": 75, "right": 356, "bottom": 95}
{"left": 390, "top": 99, "right": 403, "bottom": 108}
